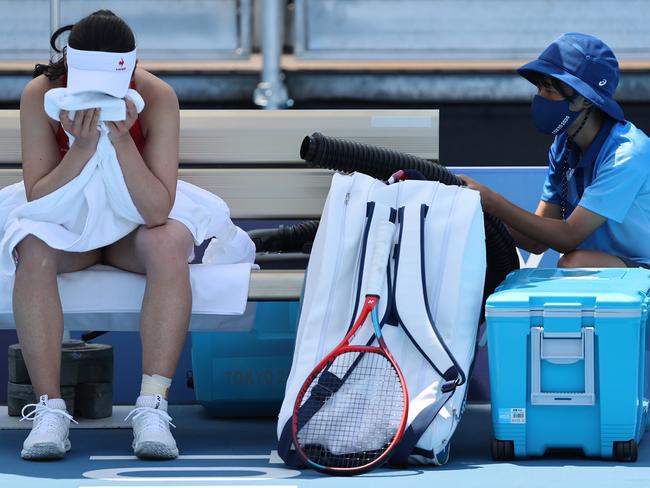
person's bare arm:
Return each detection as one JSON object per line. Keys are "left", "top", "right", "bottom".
{"left": 505, "top": 200, "right": 562, "bottom": 254}
{"left": 107, "top": 81, "right": 179, "bottom": 228}
{"left": 460, "top": 174, "right": 606, "bottom": 254}
{"left": 20, "top": 78, "right": 100, "bottom": 201}
{"left": 488, "top": 193, "right": 605, "bottom": 253}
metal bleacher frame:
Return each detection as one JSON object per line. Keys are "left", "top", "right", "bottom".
{"left": 2, "top": 1, "right": 649, "bottom": 108}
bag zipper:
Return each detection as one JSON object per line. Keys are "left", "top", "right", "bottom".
{"left": 314, "top": 177, "right": 375, "bottom": 363}
{"left": 425, "top": 187, "right": 460, "bottom": 341}
{"left": 284, "top": 175, "right": 355, "bottom": 391}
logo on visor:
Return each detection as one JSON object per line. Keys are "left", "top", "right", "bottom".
{"left": 598, "top": 79, "right": 607, "bottom": 86}
{"left": 116, "top": 58, "right": 127, "bottom": 71}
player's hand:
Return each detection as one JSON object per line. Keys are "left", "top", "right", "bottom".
{"left": 106, "top": 97, "right": 138, "bottom": 144}
{"left": 60, "top": 108, "right": 100, "bottom": 152}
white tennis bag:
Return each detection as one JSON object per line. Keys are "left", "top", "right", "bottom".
{"left": 277, "top": 171, "right": 486, "bottom": 466}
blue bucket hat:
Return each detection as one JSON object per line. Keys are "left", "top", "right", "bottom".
{"left": 518, "top": 32, "right": 624, "bottom": 121}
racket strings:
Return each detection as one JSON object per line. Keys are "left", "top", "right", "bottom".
{"left": 295, "top": 350, "right": 404, "bottom": 469}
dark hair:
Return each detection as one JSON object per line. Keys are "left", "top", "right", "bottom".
{"left": 526, "top": 71, "right": 577, "bottom": 101}
{"left": 33, "top": 10, "right": 135, "bottom": 80}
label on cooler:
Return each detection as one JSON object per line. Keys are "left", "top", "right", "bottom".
{"left": 498, "top": 408, "right": 526, "bottom": 424}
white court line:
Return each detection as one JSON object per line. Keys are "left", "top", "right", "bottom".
{"left": 89, "top": 454, "right": 271, "bottom": 460}
{"left": 80, "top": 486, "right": 297, "bottom": 488}
{"left": 269, "top": 450, "right": 283, "bottom": 464}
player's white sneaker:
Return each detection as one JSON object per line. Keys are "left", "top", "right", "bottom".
{"left": 20, "top": 395, "right": 76, "bottom": 460}
{"left": 125, "top": 394, "right": 178, "bottom": 459}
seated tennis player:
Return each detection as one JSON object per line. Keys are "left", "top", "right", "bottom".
{"left": 11, "top": 10, "right": 253, "bottom": 460}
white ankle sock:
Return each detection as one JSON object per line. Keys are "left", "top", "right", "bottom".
{"left": 140, "top": 374, "right": 172, "bottom": 398}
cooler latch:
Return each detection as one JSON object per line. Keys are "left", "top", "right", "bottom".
{"left": 530, "top": 323, "right": 595, "bottom": 406}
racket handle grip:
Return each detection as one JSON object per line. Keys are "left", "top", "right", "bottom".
{"left": 366, "top": 220, "right": 396, "bottom": 297}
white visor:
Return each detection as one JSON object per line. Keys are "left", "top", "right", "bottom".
{"left": 66, "top": 45, "right": 136, "bottom": 98}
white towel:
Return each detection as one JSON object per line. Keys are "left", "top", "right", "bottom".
{"left": 44, "top": 88, "right": 145, "bottom": 122}
{"left": 0, "top": 263, "right": 257, "bottom": 330}
{"left": 0, "top": 88, "right": 255, "bottom": 276}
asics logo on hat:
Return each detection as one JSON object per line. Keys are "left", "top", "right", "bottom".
{"left": 598, "top": 79, "right": 607, "bottom": 86}
{"left": 116, "top": 58, "right": 127, "bottom": 71}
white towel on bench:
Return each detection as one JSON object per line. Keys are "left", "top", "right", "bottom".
{"left": 0, "top": 88, "right": 255, "bottom": 315}
{"left": 0, "top": 263, "right": 257, "bottom": 331}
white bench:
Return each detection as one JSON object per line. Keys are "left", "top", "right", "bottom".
{"left": 0, "top": 109, "right": 439, "bottom": 330}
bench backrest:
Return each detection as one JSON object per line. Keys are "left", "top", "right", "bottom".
{"left": 0, "top": 109, "right": 439, "bottom": 219}
{"left": 0, "top": 109, "right": 440, "bottom": 324}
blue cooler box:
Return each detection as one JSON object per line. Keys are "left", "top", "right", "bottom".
{"left": 486, "top": 268, "right": 650, "bottom": 461}
{"left": 191, "top": 301, "right": 299, "bottom": 417}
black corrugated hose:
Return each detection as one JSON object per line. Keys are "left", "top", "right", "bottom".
{"left": 299, "top": 132, "right": 520, "bottom": 301}
{"left": 249, "top": 220, "right": 320, "bottom": 254}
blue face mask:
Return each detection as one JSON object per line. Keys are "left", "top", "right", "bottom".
{"left": 531, "top": 95, "right": 581, "bottom": 135}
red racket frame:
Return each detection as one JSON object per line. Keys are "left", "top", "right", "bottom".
{"left": 291, "top": 295, "right": 409, "bottom": 475}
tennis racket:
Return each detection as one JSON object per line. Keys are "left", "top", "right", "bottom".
{"left": 291, "top": 220, "right": 408, "bottom": 475}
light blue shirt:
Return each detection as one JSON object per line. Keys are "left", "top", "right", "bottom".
{"left": 541, "top": 120, "right": 650, "bottom": 266}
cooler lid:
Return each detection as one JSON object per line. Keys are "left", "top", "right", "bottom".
{"left": 486, "top": 268, "right": 650, "bottom": 314}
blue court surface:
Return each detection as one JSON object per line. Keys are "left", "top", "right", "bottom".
{"left": 1, "top": 404, "right": 649, "bottom": 488}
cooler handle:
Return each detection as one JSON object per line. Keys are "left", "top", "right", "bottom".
{"left": 530, "top": 326, "right": 595, "bottom": 406}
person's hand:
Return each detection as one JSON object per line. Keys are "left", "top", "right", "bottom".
{"left": 458, "top": 174, "right": 496, "bottom": 213}
{"left": 106, "top": 97, "right": 138, "bottom": 144}
{"left": 60, "top": 108, "right": 100, "bottom": 152}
